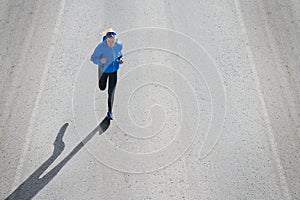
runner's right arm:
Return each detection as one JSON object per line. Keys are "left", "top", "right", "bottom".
{"left": 90, "top": 44, "right": 103, "bottom": 65}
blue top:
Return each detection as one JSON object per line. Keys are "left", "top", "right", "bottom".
{"left": 90, "top": 38, "right": 123, "bottom": 73}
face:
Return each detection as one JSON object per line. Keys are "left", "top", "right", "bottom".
{"left": 106, "top": 36, "right": 116, "bottom": 47}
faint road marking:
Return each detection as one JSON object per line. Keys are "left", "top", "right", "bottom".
{"left": 233, "top": 0, "right": 292, "bottom": 199}
{"left": 12, "top": 0, "right": 67, "bottom": 192}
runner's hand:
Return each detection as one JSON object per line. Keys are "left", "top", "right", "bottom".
{"left": 101, "top": 57, "right": 106, "bottom": 64}
{"left": 119, "top": 58, "right": 124, "bottom": 64}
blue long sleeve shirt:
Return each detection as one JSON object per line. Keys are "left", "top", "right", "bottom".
{"left": 90, "top": 38, "right": 123, "bottom": 73}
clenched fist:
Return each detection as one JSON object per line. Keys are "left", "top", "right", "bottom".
{"left": 101, "top": 57, "right": 106, "bottom": 64}
{"left": 119, "top": 58, "right": 124, "bottom": 64}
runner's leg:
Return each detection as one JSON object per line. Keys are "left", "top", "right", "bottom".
{"left": 107, "top": 71, "right": 118, "bottom": 112}
{"left": 99, "top": 70, "right": 109, "bottom": 91}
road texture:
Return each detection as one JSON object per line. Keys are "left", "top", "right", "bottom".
{"left": 0, "top": 0, "right": 299, "bottom": 199}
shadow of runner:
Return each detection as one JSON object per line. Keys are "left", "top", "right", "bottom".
{"left": 6, "top": 117, "right": 110, "bottom": 200}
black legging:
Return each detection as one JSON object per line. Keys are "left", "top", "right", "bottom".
{"left": 98, "top": 70, "right": 117, "bottom": 112}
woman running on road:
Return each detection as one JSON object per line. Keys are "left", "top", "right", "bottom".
{"left": 90, "top": 28, "right": 123, "bottom": 120}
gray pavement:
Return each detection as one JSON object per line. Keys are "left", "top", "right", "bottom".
{"left": 0, "top": 0, "right": 300, "bottom": 199}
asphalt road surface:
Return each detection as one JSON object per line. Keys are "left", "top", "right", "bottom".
{"left": 1, "top": 0, "right": 300, "bottom": 199}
